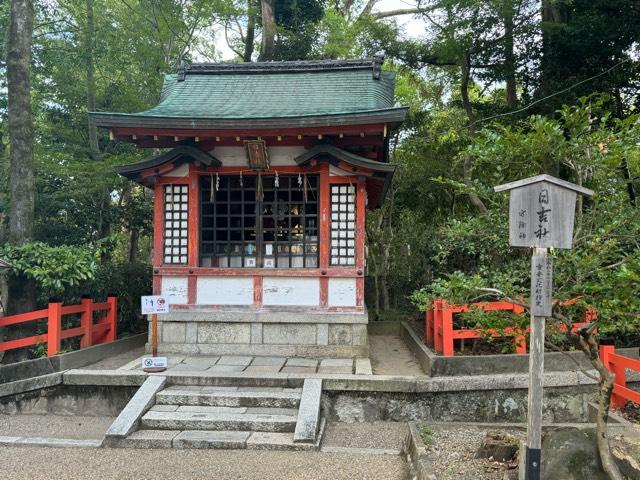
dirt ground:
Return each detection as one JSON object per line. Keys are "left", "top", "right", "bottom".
{"left": 368, "top": 334, "right": 424, "bottom": 376}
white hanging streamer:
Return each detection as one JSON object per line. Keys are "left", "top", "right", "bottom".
{"left": 215, "top": 172, "right": 220, "bottom": 191}
{"left": 297, "top": 172, "right": 302, "bottom": 188}
{"left": 274, "top": 170, "right": 279, "bottom": 188}
{"left": 239, "top": 170, "right": 243, "bottom": 187}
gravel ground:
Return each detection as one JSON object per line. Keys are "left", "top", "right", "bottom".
{"left": 0, "top": 414, "right": 114, "bottom": 440}
{"left": 0, "top": 447, "right": 409, "bottom": 480}
{"left": 369, "top": 335, "right": 424, "bottom": 375}
{"left": 322, "top": 421, "right": 408, "bottom": 450}
{"left": 425, "top": 424, "right": 523, "bottom": 480}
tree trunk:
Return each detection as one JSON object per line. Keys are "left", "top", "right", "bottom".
{"left": 244, "top": 0, "right": 256, "bottom": 62}
{"left": 128, "top": 228, "right": 139, "bottom": 263}
{"left": 85, "top": 0, "right": 100, "bottom": 159}
{"left": 7, "top": 0, "right": 35, "bottom": 245}
{"left": 576, "top": 331, "right": 624, "bottom": 480}
{"left": 503, "top": 1, "right": 517, "bottom": 108}
{"left": 460, "top": 53, "right": 488, "bottom": 214}
{"left": 5, "top": 0, "right": 37, "bottom": 362}
{"left": 258, "top": 0, "right": 276, "bottom": 61}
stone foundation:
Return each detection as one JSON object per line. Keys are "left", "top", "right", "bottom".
{"left": 150, "top": 310, "right": 369, "bottom": 358}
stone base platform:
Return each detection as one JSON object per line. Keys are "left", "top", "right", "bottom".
{"left": 150, "top": 310, "right": 369, "bottom": 358}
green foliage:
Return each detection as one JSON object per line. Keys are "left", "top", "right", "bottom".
{"left": 410, "top": 101, "right": 640, "bottom": 345}
{"left": 0, "top": 242, "right": 97, "bottom": 293}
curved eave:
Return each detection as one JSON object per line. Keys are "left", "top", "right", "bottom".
{"left": 115, "top": 146, "right": 220, "bottom": 184}
{"left": 90, "top": 108, "right": 408, "bottom": 131}
{"left": 295, "top": 144, "right": 395, "bottom": 209}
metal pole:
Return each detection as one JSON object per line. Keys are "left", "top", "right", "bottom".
{"left": 525, "top": 247, "right": 547, "bottom": 480}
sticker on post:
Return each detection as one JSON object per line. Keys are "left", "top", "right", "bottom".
{"left": 141, "top": 295, "right": 169, "bottom": 315}
{"left": 141, "top": 357, "right": 168, "bottom": 369}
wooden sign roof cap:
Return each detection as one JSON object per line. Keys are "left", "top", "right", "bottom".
{"left": 494, "top": 174, "right": 594, "bottom": 197}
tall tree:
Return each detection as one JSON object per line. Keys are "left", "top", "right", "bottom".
{"left": 258, "top": 0, "right": 276, "bottom": 60}
{"left": 7, "top": 0, "right": 34, "bottom": 246}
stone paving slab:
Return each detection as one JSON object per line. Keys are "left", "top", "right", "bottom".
{"left": 285, "top": 358, "right": 319, "bottom": 367}
{"left": 207, "top": 365, "right": 245, "bottom": 373}
{"left": 250, "top": 357, "right": 287, "bottom": 367}
{"left": 318, "top": 366, "right": 352, "bottom": 374}
{"left": 217, "top": 356, "right": 253, "bottom": 366}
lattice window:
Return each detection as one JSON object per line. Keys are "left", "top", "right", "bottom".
{"left": 163, "top": 184, "right": 188, "bottom": 264}
{"left": 200, "top": 174, "right": 318, "bottom": 268}
{"left": 330, "top": 184, "right": 356, "bottom": 266}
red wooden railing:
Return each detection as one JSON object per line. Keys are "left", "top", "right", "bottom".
{"left": 600, "top": 341, "right": 640, "bottom": 408}
{"left": 0, "top": 296, "right": 117, "bottom": 356}
{"left": 425, "top": 298, "right": 595, "bottom": 356}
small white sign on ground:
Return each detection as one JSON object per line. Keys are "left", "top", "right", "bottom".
{"left": 141, "top": 295, "right": 169, "bottom": 315}
{"left": 141, "top": 357, "right": 168, "bottom": 369}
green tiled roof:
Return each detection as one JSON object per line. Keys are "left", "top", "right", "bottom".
{"left": 91, "top": 59, "right": 407, "bottom": 129}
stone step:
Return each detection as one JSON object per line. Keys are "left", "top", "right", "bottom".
{"left": 141, "top": 410, "right": 297, "bottom": 433}
{"left": 156, "top": 388, "right": 301, "bottom": 408}
{"left": 119, "top": 429, "right": 318, "bottom": 450}
{"left": 149, "top": 405, "right": 299, "bottom": 417}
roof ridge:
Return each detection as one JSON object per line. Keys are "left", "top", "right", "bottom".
{"left": 177, "top": 56, "right": 385, "bottom": 80}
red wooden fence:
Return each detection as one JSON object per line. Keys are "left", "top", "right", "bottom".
{"left": 599, "top": 341, "right": 640, "bottom": 408}
{"left": 425, "top": 298, "right": 595, "bottom": 356}
{"left": 0, "top": 296, "right": 117, "bottom": 356}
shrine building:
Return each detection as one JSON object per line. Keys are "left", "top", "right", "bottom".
{"left": 91, "top": 58, "right": 406, "bottom": 358}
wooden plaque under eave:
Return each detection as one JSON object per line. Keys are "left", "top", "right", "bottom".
{"left": 244, "top": 139, "right": 269, "bottom": 170}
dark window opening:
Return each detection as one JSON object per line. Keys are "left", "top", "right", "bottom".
{"left": 200, "top": 174, "right": 319, "bottom": 268}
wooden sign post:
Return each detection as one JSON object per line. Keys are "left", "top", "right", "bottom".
{"left": 495, "top": 175, "right": 593, "bottom": 480}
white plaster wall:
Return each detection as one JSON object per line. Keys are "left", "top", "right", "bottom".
{"left": 197, "top": 276, "right": 254, "bottom": 305}
{"left": 161, "top": 164, "right": 189, "bottom": 177}
{"left": 161, "top": 276, "right": 188, "bottom": 304}
{"left": 210, "top": 146, "right": 306, "bottom": 167}
{"left": 263, "top": 277, "right": 320, "bottom": 306}
{"left": 328, "top": 278, "right": 357, "bottom": 307}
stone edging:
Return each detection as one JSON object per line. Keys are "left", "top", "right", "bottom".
{"left": 103, "top": 375, "right": 167, "bottom": 446}
{"left": 404, "top": 422, "right": 436, "bottom": 480}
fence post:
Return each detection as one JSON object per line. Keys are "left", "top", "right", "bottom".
{"left": 441, "top": 302, "right": 455, "bottom": 357}
{"left": 425, "top": 308, "right": 434, "bottom": 345}
{"left": 599, "top": 338, "right": 625, "bottom": 409}
{"left": 434, "top": 299, "right": 443, "bottom": 354}
{"left": 80, "top": 294, "right": 93, "bottom": 348}
{"left": 47, "top": 298, "right": 63, "bottom": 356}
{"left": 105, "top": 295, "right": 118, "bottom": 342}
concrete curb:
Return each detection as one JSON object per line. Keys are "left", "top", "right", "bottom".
{"left": 293, "top": 378, "right": 322, "bottom": 443}
{"left": 397, "top": 320, "right": 640, "bottom": 377}
{"left": 0, "top": 372, "right": 63, "bottom": 398}
{"left": 103, "top": 375, "right": 167, "bottom": 445}
{"left": 0, "top": 334, "right": 146, "bottom": 383}
{"left": 0, "top": 436, "right": 102, "bottom": 448}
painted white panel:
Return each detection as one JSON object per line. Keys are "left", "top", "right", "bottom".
{"left": 263, "top": 277, "right": 320, "bottom": 306}
{"left": 197, "top": 276, "right": 254, "bottom": 305}
{"left": 161, "top": 164, "right": 189, "bottom": 177}
{"left": 210, "top": 146, "right": 305, "bottom": 167}
{"left": 328, "top": 278, "right": 357, "bottom": 307}
{"left": 161, "top": 276, "right": 188, "bottom": 305}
